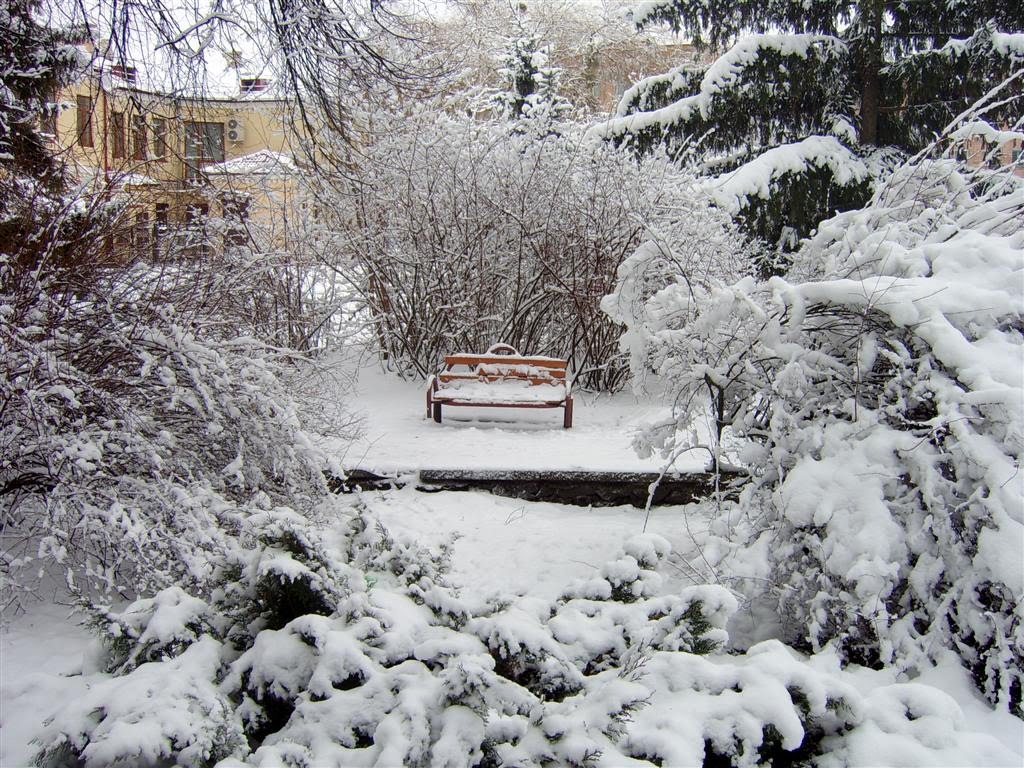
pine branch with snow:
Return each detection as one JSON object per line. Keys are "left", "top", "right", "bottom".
{"left": 596, "top": 0, "right": 1024, "bottom": 249}
{"left": 493, "top": 33, "right": 572, "bottom": 132}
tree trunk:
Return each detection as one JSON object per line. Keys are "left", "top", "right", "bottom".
{"left": 860, "top": 0, "right": 884, "bottom": 146}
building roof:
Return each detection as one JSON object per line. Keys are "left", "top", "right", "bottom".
{"left": 203, "top": 150, "right": 297, "bottom": 176}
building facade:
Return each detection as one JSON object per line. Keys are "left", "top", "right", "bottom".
{"left": 50, "top": 59, "right": 300, "bottom": 261}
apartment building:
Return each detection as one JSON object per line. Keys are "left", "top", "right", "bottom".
{"left": 581, "top": 40, "right": 709, "bottom": 114}
{"left": 50, "top": 57, "right": 301, "bottom": 260}
{"left": 957, "top": 132, "right": 1024, "bottom": 178}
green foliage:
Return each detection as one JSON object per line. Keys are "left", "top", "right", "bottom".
{"left": 494, "top": 32, "right": 571, "bottom": 128}
{"left": 737, "top": 165, "right": 873, "bottom": 265}
{"left": 633, "top": 0, "right": 1023, "bottom": 141}
{"left": 609, "top": 0, "right": 1024, "bottom": 244}
{"left": 880, "top": 23, "right": 1023, "bottom": 148}
{"left": 618, "top": 37, "right": 853, "bottom": 160}
{"left": 0, "top": 0, "right": 84, "bottom": 185}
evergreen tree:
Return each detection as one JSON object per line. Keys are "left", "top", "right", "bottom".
{"left": 595, "top": 0, "right": 1024, "bottom": 249}
{"left": 0, "top": 0, "right": 82, "bottom": 187}
{"left": 494, "top": 32, "right": 572, "bottom": 129}
{"left": 0, "top": 0, "right": 98, "bottom": 277}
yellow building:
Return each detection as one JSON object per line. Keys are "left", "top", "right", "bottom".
{"left": 957, "top": 131, "right": 1024, "bottom": 178}
{"left": 50, "top": 58, "right": 301, "bottom": 260}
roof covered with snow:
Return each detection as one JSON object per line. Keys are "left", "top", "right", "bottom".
{"left": 202, "top": 150, "right": 298, "bottom": 176}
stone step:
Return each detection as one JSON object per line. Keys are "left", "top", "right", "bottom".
{"left": 330, "top": 468, "right": 743, "bottom": 508}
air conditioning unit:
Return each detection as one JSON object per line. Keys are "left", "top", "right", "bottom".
{"left": 227, "top": 117, "right": 246, "bottom": 143}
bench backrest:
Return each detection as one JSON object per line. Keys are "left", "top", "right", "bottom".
{"left": 441, "top": 352, "right": 568, "bottom": 386}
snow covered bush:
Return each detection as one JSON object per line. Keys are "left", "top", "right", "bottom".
{"left": 34, "top": 501, "right": 1015, "bottom": 765}
{"left": 37, "top": 503, "right": 804, "bottom": 767}
{"left": 38, "top": 500, "right": 1016, "bottom": 766}
{"left": 319, "top": 111, "right": 751, "bottom": 390}
{"left": 34, "top": 634, "right": 246, "bottom": 768}
{"left": 0, "top": 250, "right": 332, "bottom": 608}
{"left": 606, "top": 154, "right": 1024, "bottom": 714}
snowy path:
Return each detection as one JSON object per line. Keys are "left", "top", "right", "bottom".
{"left": 361, "top": 487, "right": 709, "bottom": 601}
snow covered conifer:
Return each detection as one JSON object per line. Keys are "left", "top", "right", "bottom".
{"left": 594, "top": 0, "right": 1024, "bottom": 249}
{"left": 494, "top": 32, "right": 571, "bottom": 130}
{"left": 0, "top": 0, "right": 82, "bottom": 185}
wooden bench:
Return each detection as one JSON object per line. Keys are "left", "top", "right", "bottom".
{"left": 426, "top": 343, "right": 573, "bottom": 428}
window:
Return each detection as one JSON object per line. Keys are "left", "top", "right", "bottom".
{"left": 185, "top": 202, "right": 209, "bottom": 223}
{"left": 239, "top": 77, "right": 269, "bottom": 94}
{"left": 184, "top": 121, "right": 225, "bottom": 180}
{"left": 111, "top": 64, "right": 137, "bottom": 84}
{"left": 110, "top": 110, "right": 126, "bottom": 159}
{"left": 151, "top": 118, "right": 167, "bottom": 160}
{"left": 131, "top": 115, "right": 147, "bottom": 160}
{"left": 76, "top": 95, "right": 93, "bottom": 147}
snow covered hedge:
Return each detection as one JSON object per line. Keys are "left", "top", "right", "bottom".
{"left": 35, "top": 504, "right": 727, "bottom": 766}
{"left": 0, "top": 252, "right": 331, "bottom": 608}
{"left": 35, "top": 499, "right": 1014, "bottom": 768}
{"left": 604, "top": 158, "right": 1024, "bottom": 715}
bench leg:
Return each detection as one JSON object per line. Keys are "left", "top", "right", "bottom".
{"left": 563, "top": 397, "right": 573, "bottom": 429}
{"left": 426, "top": 388, "right": 433, "bottom": 419}
{"left": 433, "top": 402, "right": 442, "bottom": 424}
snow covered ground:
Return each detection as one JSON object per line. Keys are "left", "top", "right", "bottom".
{"left": 2, "top": 358, "right": 1021, "bottom": 765}
{"left": 3, "top": 488, "right": 1022, "bottom": 765}
{"left": 1, "top": 601, "right": 97, "bottom": 766}
{"left": 314, "top": 354, "right": 714, "bottom": 475}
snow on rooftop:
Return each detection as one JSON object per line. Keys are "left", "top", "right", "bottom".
{"left": 202, "top": 150, "right": 297, "bottom": 176}
{"left": 114, "top": 172, "right": 162, "bottom": 187}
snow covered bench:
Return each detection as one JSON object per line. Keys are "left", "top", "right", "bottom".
{"left": 426, "top": 343, "right": 573, "bottom": 428}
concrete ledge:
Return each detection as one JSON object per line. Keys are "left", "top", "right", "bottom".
{"left": 332, "top": 468, "right": 744, "bottom": 508}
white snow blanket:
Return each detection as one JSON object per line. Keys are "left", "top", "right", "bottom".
{"left": 434, "top": 378, "right": 567, "bottom": 404}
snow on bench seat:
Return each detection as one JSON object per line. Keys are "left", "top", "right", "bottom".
{"left": 427, "top": 343, "right": 574, "bottom": 428}
{"left": 433, "top": 378, "right": 568, "bottom": 405}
